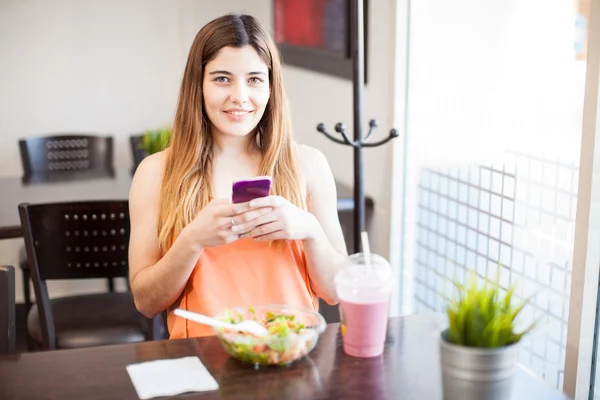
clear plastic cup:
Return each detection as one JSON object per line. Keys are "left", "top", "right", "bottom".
{"left": 334, "top": 253, "right": 393, "bottom": 358}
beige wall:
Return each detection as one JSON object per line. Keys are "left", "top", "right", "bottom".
{"left": 0, "top": 0, "right": 397, "bottom": 302}
{"left": 283, "top": 2, "right": 397, "bottom": 261}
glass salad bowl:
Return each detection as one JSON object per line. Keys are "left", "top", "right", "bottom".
{"left": 212, "top": 304, "right": 327, "bottom": 367}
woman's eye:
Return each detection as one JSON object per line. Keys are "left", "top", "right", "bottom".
{"left": 249, "top": 77, "right": 263, "bottom": 84}
{"left": 214, "top": 76, "right": 229, "bottom": 83}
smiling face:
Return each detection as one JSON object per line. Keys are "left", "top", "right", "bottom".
{"left": 202, "top": 45, "right": 270, "bottom": 139}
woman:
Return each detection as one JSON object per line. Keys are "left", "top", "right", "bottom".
{"left": 128, "top": 13, "right": 347, "bottom": 338}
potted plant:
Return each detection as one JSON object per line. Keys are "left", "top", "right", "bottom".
{"left": 439, "top": 272, "right": 535, "bottom": 400}
{"left": 141, "top": 126, "right": 172, "bottom": 155}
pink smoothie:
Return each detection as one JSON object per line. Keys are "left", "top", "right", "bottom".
{"left": 339, "top": 297, "right": 391, "bottom": 358}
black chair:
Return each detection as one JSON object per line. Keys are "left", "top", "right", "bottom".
{"left": 19, "top": 134, "right": 115, "bottom": 184}
{"left": 18, "top": 201, "right": 164, "bottom": 350}
{"left": 0, "top": 265, "right": 16, "bottom": 355}
{"left": 129, "top": 134, "right": 148, "bottom": 174}
{"left": 18, "top": 134, "right": 116, "bottom": 313}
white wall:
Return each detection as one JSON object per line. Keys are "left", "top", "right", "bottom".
{"left": 0, "top": 0, "right": 397, "bottom": 302}
{"left": 0, "top": 0, "right": 184, "bottom": 175}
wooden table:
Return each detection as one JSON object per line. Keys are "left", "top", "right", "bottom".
{"left": 0, "top": 171, "right": 372, "bottom": 240}
{"left": 0, "top": 315, "right": 570, "bottom": 400}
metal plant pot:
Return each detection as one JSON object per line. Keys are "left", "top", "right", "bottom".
{"left": 439, "top": 329, "right": 520, "bottom": 400}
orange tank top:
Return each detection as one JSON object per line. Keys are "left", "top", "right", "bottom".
{"left": 167, "top": 238, "right": 319, "bottom": 338}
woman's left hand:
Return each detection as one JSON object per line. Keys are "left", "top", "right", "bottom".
{"left": 234, "top": 195, "right": 317, "bottom": 241}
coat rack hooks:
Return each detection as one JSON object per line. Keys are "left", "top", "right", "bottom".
{"left": 316, "top": 0, "right": 400, "bottom": 254}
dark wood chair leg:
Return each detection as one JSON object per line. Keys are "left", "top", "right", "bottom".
{"left": 107, "top": 278, "right": 115, "bottom": 292}
{"left": 21, "top": 266, "right": 32, "bottom": 312}
{"left": 27, "top": 334, "right": 37, "bottom": 352}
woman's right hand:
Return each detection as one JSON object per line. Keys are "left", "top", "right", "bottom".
{"left": 184, "top": 198, "right": 272, "bottom": 247}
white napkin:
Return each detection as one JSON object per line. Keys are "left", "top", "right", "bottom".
{"left": 126, "top": 356, "right": 219, "bottom": 399}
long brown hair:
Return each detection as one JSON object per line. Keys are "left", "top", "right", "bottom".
{"left": 158, "top": 14, "right": 305, "bottom": 254}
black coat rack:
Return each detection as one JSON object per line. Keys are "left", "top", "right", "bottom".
{"left": 316, "top": 0, "right": 399, "bottom": 254}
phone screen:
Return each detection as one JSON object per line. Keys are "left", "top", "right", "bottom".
{"left": 232, "top": 176, "right": 272, "bottom": 204}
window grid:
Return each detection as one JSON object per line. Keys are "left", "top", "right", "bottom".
{"left": 412, "top": 151, "right": 578, "bottom": 390}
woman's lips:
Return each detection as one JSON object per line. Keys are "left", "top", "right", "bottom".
{"left": 223, "top": 110, "right": 253, "bottom": 121}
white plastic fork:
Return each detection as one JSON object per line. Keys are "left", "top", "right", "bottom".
{"left": 173, "top": 308, "right": 269, "bottom": 337}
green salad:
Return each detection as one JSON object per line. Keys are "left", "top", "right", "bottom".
{"left": 216, "top": 307, "right": 317, "bottom": 366}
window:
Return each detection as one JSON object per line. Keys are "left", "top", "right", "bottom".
{"left": 390, "top": 0, "right": 600, "bottom": 397}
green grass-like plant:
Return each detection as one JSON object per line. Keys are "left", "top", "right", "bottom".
{"left": 445, "top": 272, "right": 535, "bottom": 348}
{"left": 141, "top": 127, "right": 172, "bottom": 154}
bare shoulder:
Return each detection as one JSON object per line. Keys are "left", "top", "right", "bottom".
{"left": 295, "top": 143, "right": 335, "bottom": 196}
{"left": 129, "top": 150, "right": 167, "bottom": 202}
{"left": 296, "top": 144, "right": 330, "bottom": 179}
{"left": 295, "top": 144, "right": 346, "bottom": 254}
{"left": 134, "top": 150, "right": 167, "bottom": 179}
{"left": 296, "top": 143, "right": 326, "bottom": 162}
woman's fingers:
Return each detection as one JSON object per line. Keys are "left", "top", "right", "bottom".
{"left": 248, "top": 195, "right": 285, "bottom": 208}
{"left": 252, "top": 231, "right": 286, "bottom": 242}
{"left": 233, "top": 209, "right": 278, "bottom": 234}
{"left": 239, "top": 221, "right": 281, "bottom": 238}
{"left": 217, "top": 207, "right": 272, "bottom": 230}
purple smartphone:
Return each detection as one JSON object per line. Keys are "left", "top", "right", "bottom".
{"left": 232, "top": 176, "right": 272, "bottom": 204}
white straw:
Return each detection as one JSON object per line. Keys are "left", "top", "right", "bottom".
{"left": 361, "top": 230, "right": 372, "bottom": 272}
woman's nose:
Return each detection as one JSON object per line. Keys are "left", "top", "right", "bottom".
{"left": 229, "top": 82, "right": 249, "bottom": 104}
